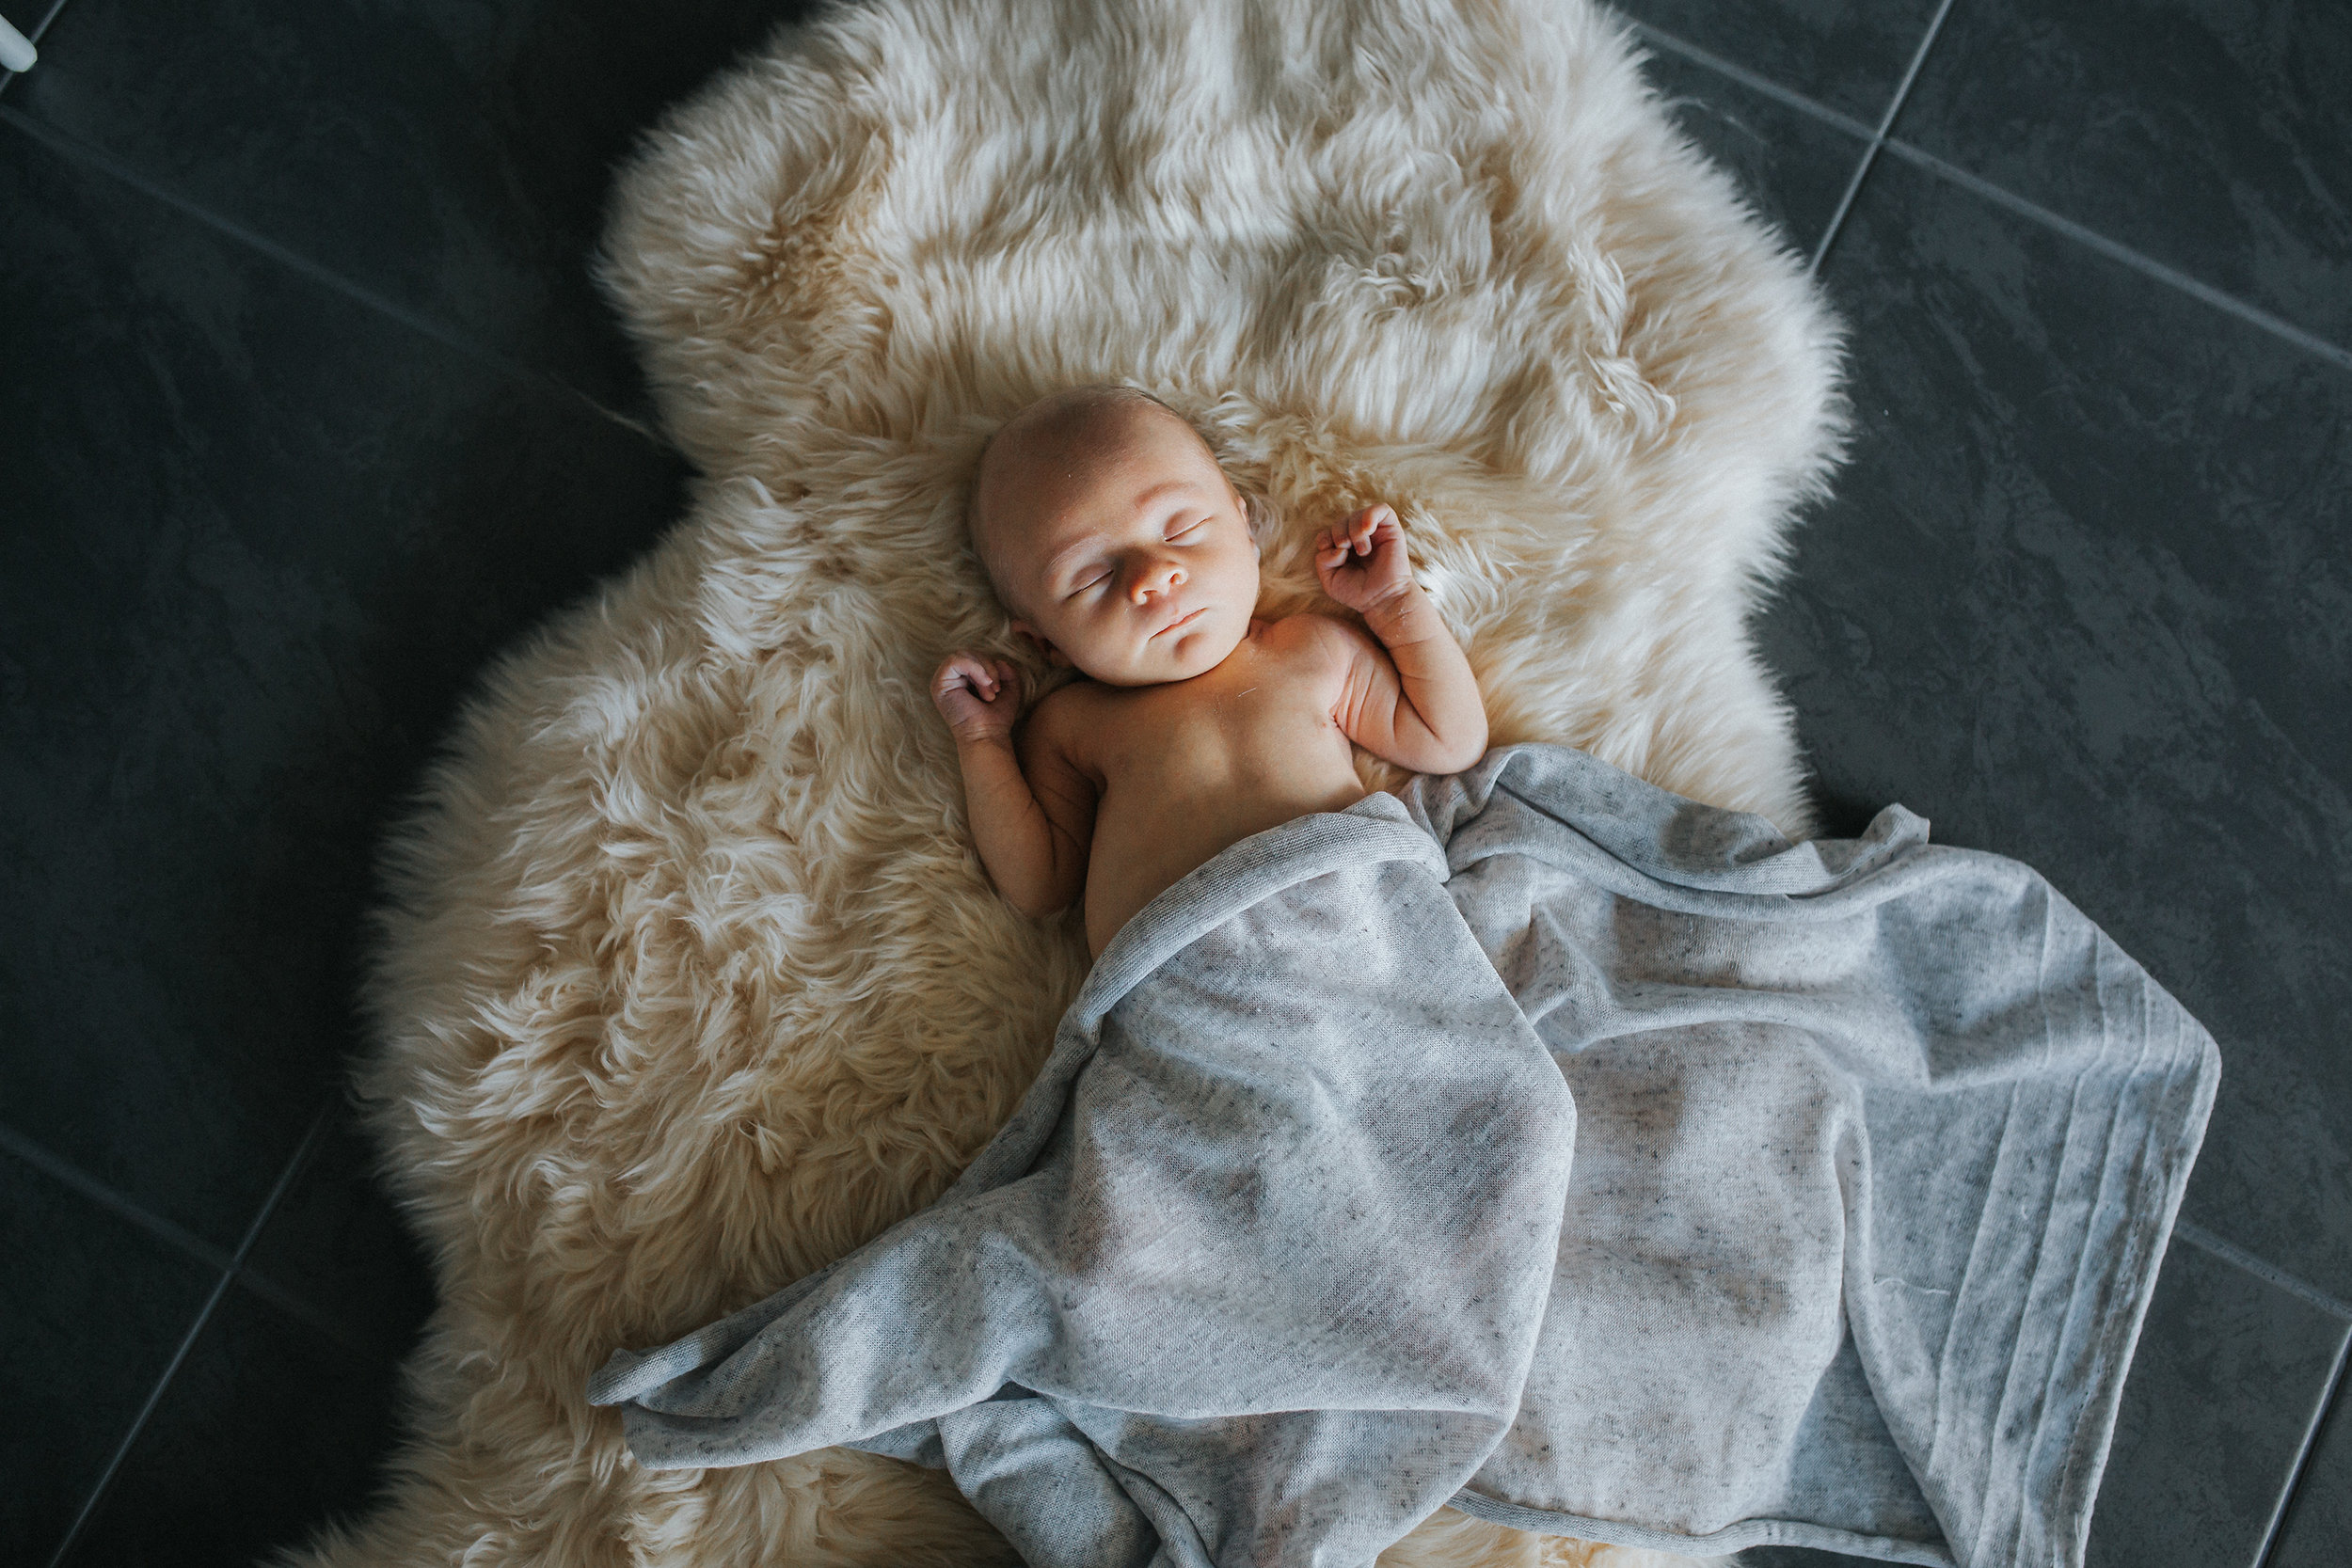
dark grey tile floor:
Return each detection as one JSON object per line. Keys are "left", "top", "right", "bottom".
{"left": 1, "top": 2, "right": 2344, "bottom": 1565}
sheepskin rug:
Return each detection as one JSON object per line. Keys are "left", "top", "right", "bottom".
{"left": 297, "top": 1, "right": 1844, "bottom": 1564}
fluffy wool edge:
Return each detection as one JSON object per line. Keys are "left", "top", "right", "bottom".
{"left": 297, "top": 2, "right": 1848, "bottom": 1565}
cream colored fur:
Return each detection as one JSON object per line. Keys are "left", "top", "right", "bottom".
{"left": 286, "top": 1, "right": 1841, "bottom": 1563}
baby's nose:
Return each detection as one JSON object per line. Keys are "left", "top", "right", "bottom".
{"left": 1129, "top": 554, "right": 1184, "bottom": 602}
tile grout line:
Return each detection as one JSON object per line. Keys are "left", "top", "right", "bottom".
{"left": 2254, "top": 1322, "right": 2350, "bottom": 1568}
{"left": 0, "top": 1120, "right": 237, "bottom": 1275}
{"left": 2173, "top": 1202, "right": 2352, "bottom": 1567}
{"left": 0, "top": 101, "right": 670, "bottom": 450}
{"left": 1806, "top": 0, "right": 1958, "bottom": 277}
{"left": 1628, "top": 13, "right": 2352, "bottom": 376}
{"left": 8, "top": 1112, "right": 390, "bottom": 1357}
{"left": 1637, "top": 15, "right": 2352, "bottom": 373}
{"left": 2150, "top": 1217, "right": 2351, "bottom": 1566}
{"left": 2175, "top": 1219, "right": 2352, "bottom": 1322}
{"left": 45, "top": 1101, "right": 334, "bottom": 1568}
{"left": 1625, "top": 21, "right": 1877, "bottom": 142}
{"left": 1876, "top": 135, "right": 2352, "bottom": 374}
{"left": 0, "top": 1118, "right": 383, "bottom": 1354}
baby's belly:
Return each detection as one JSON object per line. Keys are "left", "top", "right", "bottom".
{"left": 1082, "top": 771, "right": 1367, "bottom": 958}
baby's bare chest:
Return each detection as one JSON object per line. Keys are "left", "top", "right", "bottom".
{"left": 1092, "top": 644, "right": 1354, "bottom": 804}
{"left": 1066, "top": 637, "right": 1370, "bottom": 955}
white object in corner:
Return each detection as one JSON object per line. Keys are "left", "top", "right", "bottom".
{"left": 0, "top": 13, "right": 37, "bottom": 74}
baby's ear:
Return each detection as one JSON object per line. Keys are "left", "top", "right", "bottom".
{"left": 1234, "top": 484, "right": 1276, "bottom": 551}
{"left": 1009, "top": 619, "right": 1074, "bottom": 669}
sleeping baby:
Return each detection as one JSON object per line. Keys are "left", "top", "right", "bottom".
{"left": 930, "top": 385, "right": 1489, "bottom": 956}
{"left": 607, "top": 405, "right": 2219, "bottom": 1568}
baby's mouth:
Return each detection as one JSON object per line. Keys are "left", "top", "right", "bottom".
{"left": 1152, "top": 607, "right": 1208, "bottom": 640}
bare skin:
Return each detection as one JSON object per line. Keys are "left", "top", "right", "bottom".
{"left": 932, "top": 390, "right": 1486, "bottom": 958}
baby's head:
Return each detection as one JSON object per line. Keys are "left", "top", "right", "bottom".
{"left": 969, "top": 386, "right": 1261, "bottom": 687}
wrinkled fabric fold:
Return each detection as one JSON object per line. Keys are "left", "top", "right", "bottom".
{"left": 592, "top": 791, "right": 1581, "bottom": 1567}
{"left": 1406, "top": 748, "right": 2216, "bottom": 1568}
{"left": 592, "top": 743, "right": 2217, "bottom": 1568}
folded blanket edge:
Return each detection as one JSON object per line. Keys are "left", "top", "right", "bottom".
{"left": 1444, "top": 1487, "right": 1959, "bottom": 1568}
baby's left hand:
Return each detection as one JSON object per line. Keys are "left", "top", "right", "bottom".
{"left": 1314, "top": 504, "right": 1416, "bottom": 615}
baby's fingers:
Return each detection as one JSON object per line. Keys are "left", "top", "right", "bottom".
{"left": 932, "top": 650, "right": 990, "bottom": 697}
{"left": 1341, "top": 506, "right": 1383, "bottom": 554}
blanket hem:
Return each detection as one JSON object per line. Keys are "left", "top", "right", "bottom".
{"left": 1443, "top": 1487, "right": 1958, "bottom": 1567}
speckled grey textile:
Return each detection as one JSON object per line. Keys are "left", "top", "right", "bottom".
{"left": 589, "top": 743, "right": 2217, "bottom": 1568}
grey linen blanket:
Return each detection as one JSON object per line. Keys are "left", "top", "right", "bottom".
{"left": 589, "top": 742, "right": 2218, "bottom": 1568}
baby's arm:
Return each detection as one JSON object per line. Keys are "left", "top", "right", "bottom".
{"left": 1311, "top": 505, "right": 1488, "bottom": 774}
{"left": 930, "top": 653, "right": 1097, "bottom": 917}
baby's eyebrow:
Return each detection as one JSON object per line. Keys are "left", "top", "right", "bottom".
{"left": 1040, "top": 536, "right": 1106, "bottom": 581}
{"left": 1127, "top": 478, "right": 1196, "bottom": 513}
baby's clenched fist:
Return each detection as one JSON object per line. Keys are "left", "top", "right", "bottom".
{"left": 1314, "top": 504, "right": 1416, "bottom": 615}
{"left": 931, "top": 651, "right": 1025, "bottom": 744}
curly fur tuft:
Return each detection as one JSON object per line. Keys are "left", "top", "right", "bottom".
{"left": 294, "top": 2, "right": 1837, "bottom": 1563}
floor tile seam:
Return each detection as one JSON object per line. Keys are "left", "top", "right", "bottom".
{"left": 46, "top": 1101, "right": 332, "bottom": 1568}
{"left": 0, "top": 1117, "right": 236, "bottom": 1273}
{"left": 0, "top": 102, "right": 669, "bottom": 450}
{"left": 1806, "top": 0, "right": 1957, "bottom": 277}
{"left": 2256, "top": 1323, "right": 2351, "bottom": 1568}
{"left": 1870, "top": 0, "right": 1960, "bottom": 146}
{"left": 1621, "top": 21, "right": 1877, "bottom": 142}
{"left": 0, "top": 1105, "right": 373, "bottom": 1351}
{"left": 2173, "top": 1219, "right": 2352, "bottom": 1321}
{"left": 1874, "top": 136, "right": 2352, "bottom": 376}
{"left": 1807, "top": 145, "right": 1881, "bottom": 280}
{"left": 44, "top": 1245, "right": 238, "bottom": 1568}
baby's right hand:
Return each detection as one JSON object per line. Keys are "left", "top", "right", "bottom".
{"left": 930, "top": 651, "right": 1025, "bottom": 744}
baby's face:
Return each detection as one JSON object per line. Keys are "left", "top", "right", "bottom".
{"left": 977, "top": 403, "right": 1260, "bottom": 687}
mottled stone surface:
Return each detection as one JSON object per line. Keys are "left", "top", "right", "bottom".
{"left": 7, "top": 0, "right": 2349, "bottom": 1563}
{"left": 4, "top": 0, "right": 794, "bottom": 416}
{"left": 2084, "top": 1242, "right": 2346, "bottom": 1568}
{"left": 0, "top": 1144, "right": 219, "bottom": 1556}
{"left": 1898, "top": 0, "right": 2352, "bottom": 350}
{"left": 58, "top": 1283, "right": 420, "bottom": 1568}
{"left": 0, "top": 129, "right": 685, "bottom": 1254}
{"left": 2269, "top": 1366, "right": 2352, "bottom": 1568}
{"left": 1771, "top": 150, "right": 2352, "bottom": 1307}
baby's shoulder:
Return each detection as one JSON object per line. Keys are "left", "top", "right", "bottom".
{"left": 1028, "top": 675, "right": 1100, "bottom": 726}
{"left": 1025, "top": 675, "right": 1119, "bottom": 752}
{"left": 1016, "top": 686, "right": 1115, "bottom": 784}
{"left": 1260, "top": 610, "right": 1371, "bottom": 672}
